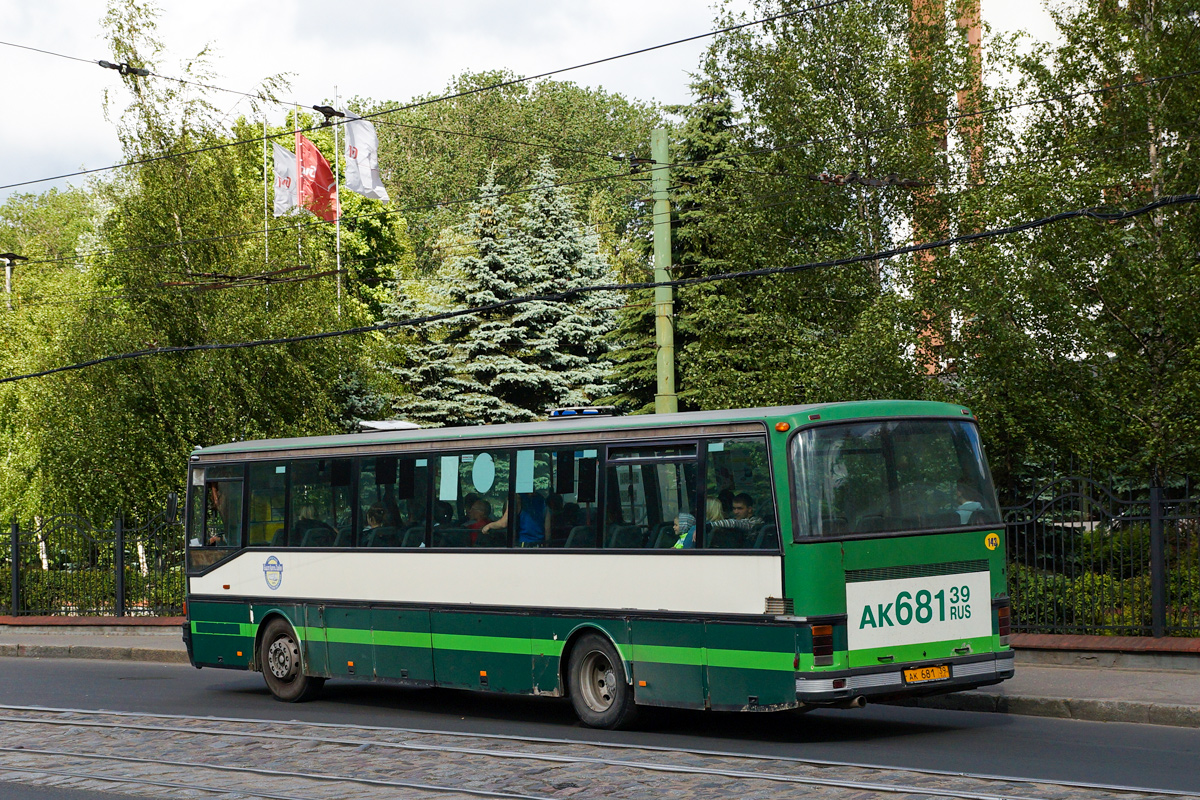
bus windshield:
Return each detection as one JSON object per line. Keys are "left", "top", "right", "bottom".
{"left": 791, "top": 419, "right": 1000, "bottom": 539}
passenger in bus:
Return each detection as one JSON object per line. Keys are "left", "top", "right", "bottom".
{"left": 464, "top": 498, "right": 492, "bottom": 544}
{"left": 481, "top": 493, "right": 549, "bottom": 547}
{"left": 672, "top": 512, "right": 696, "bottom": 549}
{"left": 362, "top": 503, "right": 397, "bottom": 546}
{"left": 292, "top": 504, "right": 336, "bottom": 547}
{"left": 705, "top": 497, "right": 725, "bottom": 527}
{"left": 710, "top": 493, "right": 764, "bottom": 532}
{"left": 205, "top": 483, "right": 233, "bottom": 546}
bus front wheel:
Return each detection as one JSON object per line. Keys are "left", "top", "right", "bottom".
{"left": 567, "top": 633, "right": 637, "bottom": 729}
{"left": 259, "top": 618, "right": 325, "bottom": 702}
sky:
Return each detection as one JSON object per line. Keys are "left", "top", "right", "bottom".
{"left": 0, "top": 1, "right": 1059, "bottom": 203}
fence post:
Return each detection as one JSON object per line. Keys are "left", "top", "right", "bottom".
{"left": 10, "top": 518, "right": 19, "bottom": 616}
{"left": 1149, "top": 487, "right": 1166, "bottom": 638}
{"left": 114, "top": 515, "right": 125, "bottom": 618}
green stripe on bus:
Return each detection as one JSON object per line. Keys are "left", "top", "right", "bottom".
{"left": 373, "top": 630, "right": 434, "bottom": 649}
{"left": 707, "top": 649, "right": 796, "bottom": 671}
{"left": 192, "top": 621, "right": 255, "bottom": 637}
{"left": 432, "top": 633, "right": 533, "bottom": 655}
{"left": 631, "top": 643, "right": 705, "bottom": 666}
{"left": 850, "top": 636, "right": 997, "bottom": 664}
{"left": 193, "top": 620, "right": 796, "bottom": 672}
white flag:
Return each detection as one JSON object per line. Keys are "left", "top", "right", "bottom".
{"left": 272, "top": 142, "right": 298, "bottom": 216}
{"left": 343, "top": 111, "right": 390, "bottom": 202}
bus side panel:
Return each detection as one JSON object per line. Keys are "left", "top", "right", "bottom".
{"left": 704, "top": 622, "right": 799, "bottom": 711}
{"left": 431, "top": 610, "right": 533, "bottom": 693}
{"left": 302, "top": 604, "right": 331, "bottom": 677}
{"left": 325, "top": 606, "right": 374, "bottom": 679}
{"left": 189, "top": 599, "right": 254, "bottom": 669}
{"left": 630, "top": 619, "right": 706, "bottom": 709}
{"left": 783, "top": 541, "right": 846, "bottom": 618}
{"left": 371, "top": 607, "right": 434, "bottom": 683}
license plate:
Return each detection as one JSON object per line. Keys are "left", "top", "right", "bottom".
{"left": 903, "top": 665, "right": 950, "bottom": 684}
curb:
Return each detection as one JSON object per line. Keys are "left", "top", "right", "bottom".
{"left": 894, "top": 692, "right": 1200, "bottom": 728}
{"left": 0, "top": 643, "right": 188, "bottom": 664}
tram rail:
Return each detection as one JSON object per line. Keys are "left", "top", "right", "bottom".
{"left": 0, "top": 704, "right": 1188, "bottom": 800}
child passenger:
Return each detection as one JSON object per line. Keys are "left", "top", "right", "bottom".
{"left": 672, "top": 512, "right": 696, "bottom": 549}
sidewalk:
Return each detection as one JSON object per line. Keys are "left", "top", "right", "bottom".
{"left": 1, "top": 620, "right": 1197, "bottom": 728}
{"left": 0, "top": 616, "right": 188, "bottom": 664}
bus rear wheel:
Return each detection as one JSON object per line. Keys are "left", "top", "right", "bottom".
{"left": 259, "top": 618, "right": 325, "bottom": 702}
{"left": 567, "top": 633, "right": 637, "bottom": 729}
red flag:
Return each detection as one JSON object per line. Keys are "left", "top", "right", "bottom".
{"left": 296, "top": 133, "right": 339, "bottom": 222}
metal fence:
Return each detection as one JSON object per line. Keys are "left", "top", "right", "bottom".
{"left": 1, "top": 500, "right": 184, "bottom": 617}
{"left": 1004, "top": 477, "right": 1200, "bottom": 637}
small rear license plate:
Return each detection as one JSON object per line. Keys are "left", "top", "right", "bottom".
{"left": 903, "top": 665, "right": 950, "bottom": 684}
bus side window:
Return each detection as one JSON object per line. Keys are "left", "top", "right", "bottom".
{"left": 248, "top": 463, "right": 287, "bottom": 547}
{"left": 289, "top": 458, "right": 353, "bottom": 548}
{"left": 704, "top": 437, "right": 776, "bottom": 549}
{"left": 553, "top": 449, "right": 599, "bottom": 548}
{"left": 605, "top": 445, "right": 699, "bottom": 550}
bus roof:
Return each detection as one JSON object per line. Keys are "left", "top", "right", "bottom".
{"left": 194, "top": 399, "right": 972, "bottom": 458}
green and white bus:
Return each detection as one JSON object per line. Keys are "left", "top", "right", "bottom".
{"left": 183, "top": 401, "right": 1013, "bottom": 728}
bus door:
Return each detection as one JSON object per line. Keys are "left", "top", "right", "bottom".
{"left": 302, "top": 604, "right": 330, "bottom": 677}
{"left": 324, "top": 606, "right": 375, "bottom": 679}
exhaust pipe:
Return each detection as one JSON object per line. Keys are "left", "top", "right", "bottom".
{"left": 832, "top": 696, "right": 867, "bottom": 709}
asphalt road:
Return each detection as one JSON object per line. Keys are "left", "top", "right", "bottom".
{"left": 1, "top": 656, "right": 1198, "bottom": 797}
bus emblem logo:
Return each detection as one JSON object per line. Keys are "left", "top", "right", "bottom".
{"left": 984, "top": 533, "right": 999, "bottom": 551}
{"left": 263, "top": 556, "right": 284, "bottom": 590}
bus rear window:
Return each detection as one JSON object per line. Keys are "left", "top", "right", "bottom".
{"left": 790, "top": 419, "right": 1000, "bottom": 539}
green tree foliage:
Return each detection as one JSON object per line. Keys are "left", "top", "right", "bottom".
{"left": 384, "top": 162, "right": 619, "bottom": 426}
{"left": 0, "top": 0, "right": 407, "bottom": 520}
{"left": 359, "top": 71, "right": 661, "bottom": 277}
{"left": 937, "top": 0, "right": 1200, "bottom": 484}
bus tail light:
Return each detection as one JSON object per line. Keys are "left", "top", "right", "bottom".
{"left": 812, "top": 625, "right": 834, "bottom": 666}
{"left": 997, "top": 604, "right": 1011, "bottom": 645}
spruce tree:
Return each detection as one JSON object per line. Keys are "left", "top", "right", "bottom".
{"left": 518, "top": 158, "right": 620, "bottom": 407}
{"left": 384, "top": 163, "right": 619, "bottom": 426}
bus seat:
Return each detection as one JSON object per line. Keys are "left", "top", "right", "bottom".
{"left": 607, "top": 525, "right": 644, "bottom": 549}
{"left": 364, "top": 526, "right": 398, "bottom": 547}
{"left": 333, "top": 527, "right": 353, "bottom": 548}
{"left": 301, "top": 525, "right": 336, "bottom": 548}
{"left": 564, "top": 525, "right": 595, "bottom": 548}
{"left": 706, "top": 527, "right": 744, "bottom": 549}
{"left": 856, "top": 514, "right": 887, "bottom": 533}
{"left": 400, "top": 526, "right": 425, "bottom": 547}
{"left": 433, "top": 528, "right": 471, "bottom": 548}
{"left": 651, "top": 523, "right": 677, "bottom": 548}
{"left": 270, "top": 528, "right": 289, "bottom": 548}
{"left": 474, "top": 529, "right": 506, "bottom": 548}
{"left": 751, "top": 524, "right": 778, "bottom": 549}
{"left": 927, "top": 511, "right": 961, "bottom": 529}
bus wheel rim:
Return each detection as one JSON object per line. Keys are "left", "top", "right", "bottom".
{"left": 268, "top": 637, "right": 297, "bottom": 681}
{"left": 579, "top": 649, "right": 616, "bottom": 713}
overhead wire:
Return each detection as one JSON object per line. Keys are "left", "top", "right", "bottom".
{"left": 1, "top": 194, "right": 1194, "bottom": 384}
{"left": 0, "top": 0, "right": 854, "bottom": 193}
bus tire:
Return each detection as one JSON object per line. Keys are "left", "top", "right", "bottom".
{"left": 260, "top": 618, "right": 325, "bottom": 702}
{"left": 567, "top": 633, "right": 637, "bottom": 729}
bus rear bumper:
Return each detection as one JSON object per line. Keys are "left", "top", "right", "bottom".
{"left": 795, "top": 650, "right": 1014, "bottom": 705}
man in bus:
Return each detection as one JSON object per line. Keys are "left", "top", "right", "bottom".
{"left": 710, "top": 493, "right": 764, "bottom": 532}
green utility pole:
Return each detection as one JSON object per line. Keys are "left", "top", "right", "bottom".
{"left": 651, "top": 128, "right": 678, "bottom": 414}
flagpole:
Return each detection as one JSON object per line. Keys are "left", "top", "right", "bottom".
{"left": 333, "top": 86, "right": 342, "bottom": 319}
{"left": 262, "top": 117, "right": 270, "bottom": 312}
{"left": 295, "top": 105, "right": 302, "bottom": 269}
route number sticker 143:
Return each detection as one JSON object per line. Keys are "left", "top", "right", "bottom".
{"left": 846, "top": 571, "right": 992, "bottom": 651}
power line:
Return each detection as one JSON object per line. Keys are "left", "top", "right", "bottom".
{"left": 2, "top": 194, "right": 1194, "bottom": 385}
